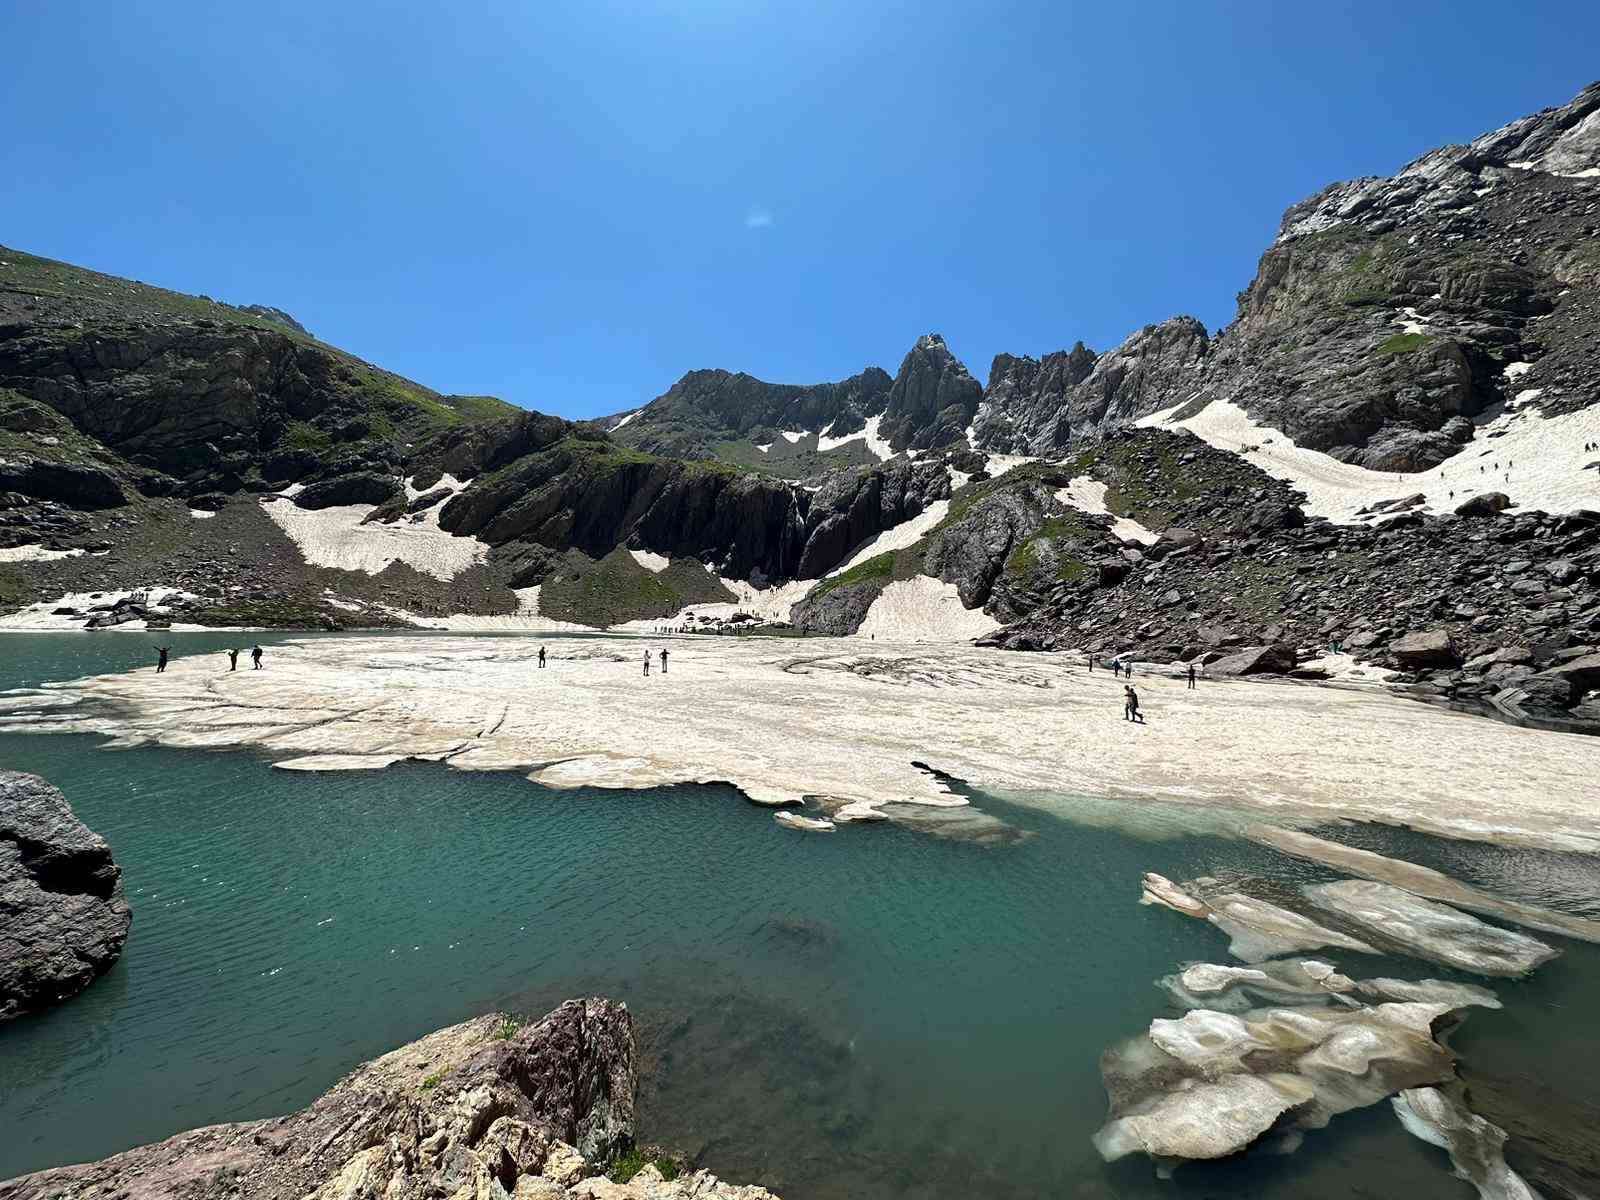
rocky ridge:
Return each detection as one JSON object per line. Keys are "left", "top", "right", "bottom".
{"left": 0, "top": 770, "right": 131, "bottom": 1021}
{"left": 0, "top": 999, "right": 779, "bottom": 1200}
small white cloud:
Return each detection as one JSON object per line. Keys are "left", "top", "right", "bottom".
{"left": 744, "top": 207, "right": 774, "bottom": 229}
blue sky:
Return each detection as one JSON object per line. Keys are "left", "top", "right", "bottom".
{"left": 3, "top": 2, "right": 1597, "bottom": 419}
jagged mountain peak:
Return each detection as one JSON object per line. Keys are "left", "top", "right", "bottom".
{"left": 1278, "top": 80, "right": 1600, "bottom": 244}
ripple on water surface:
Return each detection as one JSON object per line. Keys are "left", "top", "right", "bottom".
{"left": 1, "top": 633, "right": 1597, "bottom": 1199}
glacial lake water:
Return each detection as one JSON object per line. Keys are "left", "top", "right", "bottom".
{"left": 2, "top": 631, "right": 1598, "bottom": 1198}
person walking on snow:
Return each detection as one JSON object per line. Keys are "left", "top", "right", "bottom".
{"left": 1124, "top": 685, "right": 1144, "bottom": 723}
{"left": 660, "top": 647, "right": 669, "bottom": 674}
{"left": 1187, "top": 663, "right": 1197, "bottom": 690}
{"left": 226, "top": 648, "right": 239, "bottom": 671}
{"left": 156, "top": 646, "right": 171, "bottom": 673}
{"left": 251, "top": 645, "right": 263, "bottom": 669}
{"left": 643, "top": 650, "right": 651, "bottom": 676}
{"left": 538, "top": 646, "right": 546, "bottom": 668}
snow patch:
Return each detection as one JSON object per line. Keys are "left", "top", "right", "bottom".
{"left": 755, "top": 443, "right": 772, "bottom": 454}
{"left": 855, "top": 577, "right": 1000, "bottom": 643}
{"left": 609, "top": 410, "right": 641, "bottom": 432}
{"left": 816, "top": 412, "right": 893, "bottom": 461}
{"left": 188, "top": 510, "right": 216, "bottom": 520}
{"left": 1141, "top": 397, "right": 1600, "bottom": 523}
{"left": 1503, "top": 362, "right": 1531, "bottom": 380}
{"left": 0, "top": 544, "right": 85, "bottom": 563}
{"left": 1054, "top": 477, "right": 1159, "bottom": 545}
{"left": 382, "top": 586, "right": 589, "bottom": 632}
{"left": 629, "top": 549, "right": 670, "bottom": 573}
{"left": 262, "top": 493, "right": 489, "bottom": 581}
{"left": 780, "top": 430, "right": 806, "bottom": 444}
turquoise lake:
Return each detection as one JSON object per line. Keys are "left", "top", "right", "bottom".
{"left": 1, "top": 632, "right": 1597, "bottom": 1197}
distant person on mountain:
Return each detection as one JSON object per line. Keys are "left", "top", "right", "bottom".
{"left": 643, "top": 650, "right": 651, "bottom": 676}
{"left": 660, "top": 647, "right": 669, "bottom": 673}
{"left": 1123, "top": 685, "right": 1144, "bottom": 723}
{"left": 1187, "top": 663, "right": 1197, "bottom": 690}
{"left": 156, "top": 646, "right": 171, "bottom": 673}
{"left": 251, "top": 645, "right": 263, "bottom": 669}
{"left": 538, "top": 646, "right": 546, "bottom": 668}
{"left": 226, "top": 648, "right": 239, "bottom": 671}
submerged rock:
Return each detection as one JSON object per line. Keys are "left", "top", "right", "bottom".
{"left": 2, "top": 998, "right": 781, "bottom": 1199}
{"left": 1304, "top": 880, "right": 1559, "bottom": 978}
{"left": 0, "top": 771, "right": 132, "bottom": 1021}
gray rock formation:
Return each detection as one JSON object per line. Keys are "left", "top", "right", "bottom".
{"left": 0, "top": 1000, "right": 780, "bottom": 1200}
{"left": 878, "top": 334, "right": 983, "bottom": 452}
{"left": 973, "top": 318, "right": 1210, "bottom": 453}
{"left": 0, "top": 771, "right": 131, "bottom": 1021}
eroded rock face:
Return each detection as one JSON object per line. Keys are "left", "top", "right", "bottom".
{"left": 973, "top": 318, "right": 1211, "bottom": 454}
{"left": 0, "top": 771, "right": 131, "bottom": 1022}
{"left": 1, "top": 999, "right": 781, "bottom": 1200}
{"left": 879, "top": 334, "right": 983, "bottom": 452}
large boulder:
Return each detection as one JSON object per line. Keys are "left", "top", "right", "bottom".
{"left": 0, "top": 459, "right": 127, "bottom": 509}
{"left": 1454, "top": 493, "right": 1512, "bottom": 518}
{"left": 294, "top": 470, "right": 403, "bottom": 510}
{"left": 2, "top": 999, "right": 743, "bottom": 1200}
{"left": 1, "top": 771, "right": 132, "bottom": 1021}
{"left": 1390, "top": 629, "right": 1459, "bottom": 669}
{"left": 1208, "top": 643, "right": 1298, "bottom": 677}
{"left": 1537, "top": 652, "right": 1600, "bottom": 695}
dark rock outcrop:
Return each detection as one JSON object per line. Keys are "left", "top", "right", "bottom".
{"left": 879, "top": 334, "right": 983, "bottom": 452}
{"left": 293, "top": 470, "right": 402, "bottom": 510}
{"left": 0, "top": 459, "right": 127, "bottom": 508}
{"left": 1, "top": 771, "right": 131, "bottom": 1022}
{"left": 974, "top": 318, "right": 1211, "bottom": 453}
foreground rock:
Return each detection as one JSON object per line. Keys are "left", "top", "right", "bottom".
{"left": 0, "top": 999, "right": 780, "bottom": 1200}
{"left": 0, "top": 771, "right": 131, "bottom": 1021}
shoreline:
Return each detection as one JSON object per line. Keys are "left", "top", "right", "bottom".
{"left": 1, "top": 633, "right": 1595, "bottom": 854}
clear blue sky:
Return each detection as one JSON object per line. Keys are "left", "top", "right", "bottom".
{"left": 3, "top": 2, "right": 1596, "bottom": 419}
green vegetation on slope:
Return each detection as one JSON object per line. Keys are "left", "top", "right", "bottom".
{"left": 1377, "top": 332, "right": 1430, "bottom": 355}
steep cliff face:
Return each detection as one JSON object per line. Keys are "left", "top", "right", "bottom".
{"left": 1179, "top": 81, "right": 1600, "bottom": 470}
{"left": 429, "top": 425, "right": 950, "bottom": 586}
{"left": 973, "top": 319, "right": 1210, "bottom": 453}
{"left": 968, "top": 83, "right": 1600, "bottom": 470}
{"left": 878, "top": 333, "right": 984, "bottom": 452}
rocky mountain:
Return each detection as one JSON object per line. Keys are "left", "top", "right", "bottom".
{"left": 1, "top": 771, "right": 131, "bottom": 1022}
{"left": 0, "top": 245, "right": 518, "bottom": 494}
{"left": 3, "top": 82, "right": 1598, "bottom": 665}
{"left": 1, "top": 999, "right": 780, "bottom": 1199}
{"left": 971, "top": 318, "right": 1211, "bottom": 454}
{"left": 605, "top": 365, "right": 892, "bottom": 468}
